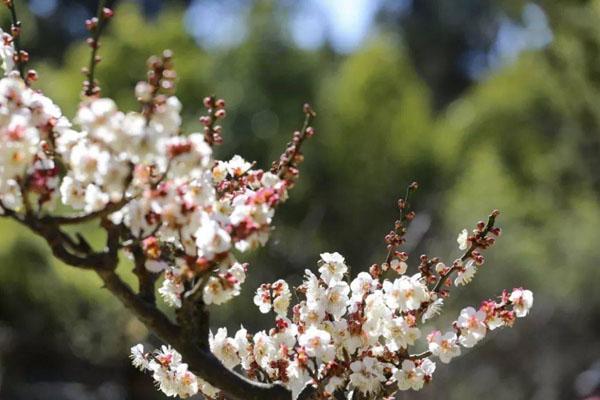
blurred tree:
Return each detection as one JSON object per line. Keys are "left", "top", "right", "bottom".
{"left": 378, "top": 0, "right": 529, "bottom": 109}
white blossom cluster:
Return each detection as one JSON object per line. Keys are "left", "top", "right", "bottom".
{"left": 202, "top": 247, "right": 533, "bottom": 399}
{"left": 0, "top": 31, "right": 290, "bottom": 312}
{"left": 130, "top": 344, "right": 219, "bottom": 398}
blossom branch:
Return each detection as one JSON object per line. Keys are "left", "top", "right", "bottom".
{"left": 431, "top": 209, "right": 499, "bottom": 294}
{"left": 82, "top": 1, "right": 114, "bottom": 96}
{"left": 383, "top": 181, "right": 418, "bottom": 266}
{"left": 2, "top": 0, "right": 28, "bottom": 82}
{"left": 131, "top": 243, "right": 158, "bottom": 304}
{"left": 271, "top": 103, "right": 316, "bottom": 186}
{"left": 43, "top": 196, "right": 131, "bottom": 225}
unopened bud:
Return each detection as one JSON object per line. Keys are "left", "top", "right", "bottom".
{"left": 369, "top": 264, "right": 381, "bottom": 278}
{"left": 203, "top": 96, "right": 214, "bottom": 108}
{"left": 85, "top": 18, "right": 97, "bottom": 31}
{"left": 10, "top": 25, "right": 20, "bottom": 38}
{"left": 26, "top": 69, "right": 38, "bottom": 81}
{"left": 135, "top": 81, "right": 153, "bottom": 102}
{"left": 390, "top": 259, "right": 407, "bottom": 274}
{"left": 18, "top": 50, "right": 29, "bottom": 63}
{"left": 303, "top": 103, "right": 316, "bottom": 117}
{"left": 435, "top": 262, "right": 446, "bottom": 273}
{"left": 162, "top": 49, "right": 173, "bottom": 60}
{"left": 102, "top": 7, "right": 114, "bottom": 19}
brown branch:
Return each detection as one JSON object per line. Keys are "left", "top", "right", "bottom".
{"left": 383, "top": 182, "right": 418, "bottom": 265}
{"left": 406, "top": 351, "right": 432, "bottom": 360}
{"left": 3, "top": 0, "right": 27, "bottom": 83}
{"left": 96, "top": 268, "right": 181, "bottom": 341}
{"left": 271, "top": 103, "right": 316, "bottom": 184}
{"left": 44, "top": 196, "right": 130, "bottom": 225}
{"left": 431, "top": 210, "right": 498, "bottom": 294}
{"left": 177, "top": 343, "right": 296, "bottom": 400}
{"left": 97, "top": 265, "right": 296, "bottom": 400}
{"left": 31, "top": 221, "right": 113, "bottom": 270}
{"left": 95, "top": 254, "right": 302, "bottom": 400}
{"left": 82, "top": 0, "right": 113, "bottom": 96}
{"left": 0, "top": 170, "right": 310, "bottom": 400}
{"left": 131, "top": 243, "right": 157, "bottom": 304}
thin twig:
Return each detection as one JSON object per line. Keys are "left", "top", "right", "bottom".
{"left": 83, "top": 0, "right": 111, "bottom": 96}
{"left": 3, "top": 0, "right": 27, "bottom": 82}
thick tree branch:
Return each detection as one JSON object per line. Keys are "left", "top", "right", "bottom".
{"left": 2, "top": 205, "right": 303, "bottom": 400}
{"left": 131, "top": 243, "right": 158, "bottom": 304}
{"left": 43, "top": 197, "right": 130, "bottom": 225}
{"left": 96, "top": 268, "right": 181, "bottom": 342}
{"left": 99, "top": 268, "right": 302, "bottom": 400}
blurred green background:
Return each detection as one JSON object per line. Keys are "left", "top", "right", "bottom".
{"left": 1, "top": 0, "right": 599, "bottom": 399}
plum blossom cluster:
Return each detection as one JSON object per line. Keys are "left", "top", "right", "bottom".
{"left": 130, "top": 344, "right": 219, "bottom": 398}
{"left": 0, "top": 5, "right": 534, "bottom": 400}
{"left": 204, "top": 243, "right": 533, "bottom": 399}
{"left": 0, "top": 25, "right": 299, "bottom": 311}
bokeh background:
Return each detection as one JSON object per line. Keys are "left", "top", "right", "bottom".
{"left": 1, "top": 0, "right": 599, "bottom": 399}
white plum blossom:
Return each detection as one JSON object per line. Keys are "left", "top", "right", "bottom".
{"left": 146, "top": 346, "right": 203, "bottom": 398}
{"left": 422, "top": 297, "right": 444, "bottom": 323}
{"left": 234, "top": 326, "right": 253, "bottom": 369}
{"left": 118, "top": 233, "right": 528, "bottom": 398}
{"left": 130, "top": 344, "right": 149, "bottom": 371}
{"left": 349, "top": 357, "right": 387, "bottom": 395}
{"left": 427, "top": 331, "right": 461, "bottom": 363}
{"left": 350, "top": 272, "right": 375, "bottom": 300}
{"left": 286, "top": 359, "right": 312, "bottom": 399}
{"left": 383, "top": 317, "right": 421, "bottom": 351}
{"left": 0, "top": 30, "right": 15, "bottom": 74}
{"left": 396, "top": 359, "right": 435, "bottom": 391}
{"left": 59, "top": 176, "right": 86, "bottom": 210}
{"left": 457, "top": 306, "right": 487, "bottom": 348}
{"left": 254, "top": 284, "right": 272, "bottom": 313}
{"left": 135, "top": 81, "right": 153, "bottom": 102}
{"left": 457, "top": 228, "right": 469, "bottom": 250}
{"left": 83, "top": 183, "right": 109, "bottom": 212}
{"left": 272, "top": 280, "right": 291, "bottom": 316}
{"left": 226, "top": 155, "right": 252, "bottom": 176}
{"left": 298, "top": 326, "right": 334, "bottom": 362}
{"left": 509, "top": 288, "right": 534, "bottom": 317}
{"left": 382, "top": 274, "right": 429, "bottom": 312}
{"left": 211, "top": 160, "right": 228, "bottom": 183}
{"left": 322, "top": 281, "right": 350, "bottom": 319}
{"left": 158, "top": 273, "right": 184, "bottom": 308}
{"left": 252, "top": 331, "right": 277, "bottom": 370}
{"left": 253, "top": 279, "right": 290, "bottom": 316}
{"left": 363, "top": 290, "right": 392, "bottom": 337}
{"left": 203, "top": 276, "right": 234, "bottom": 305}
{"left": 318, "top": 252, "right": 347, "bottom": 283}
{"left": 454, "top": 259, "right": 478, "bottom": 286}
{"left": 195, "top": 215, "right": 232, "bottom": 260}
{"left": 209, "top": 328, "right": 241, "bottom": 369}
